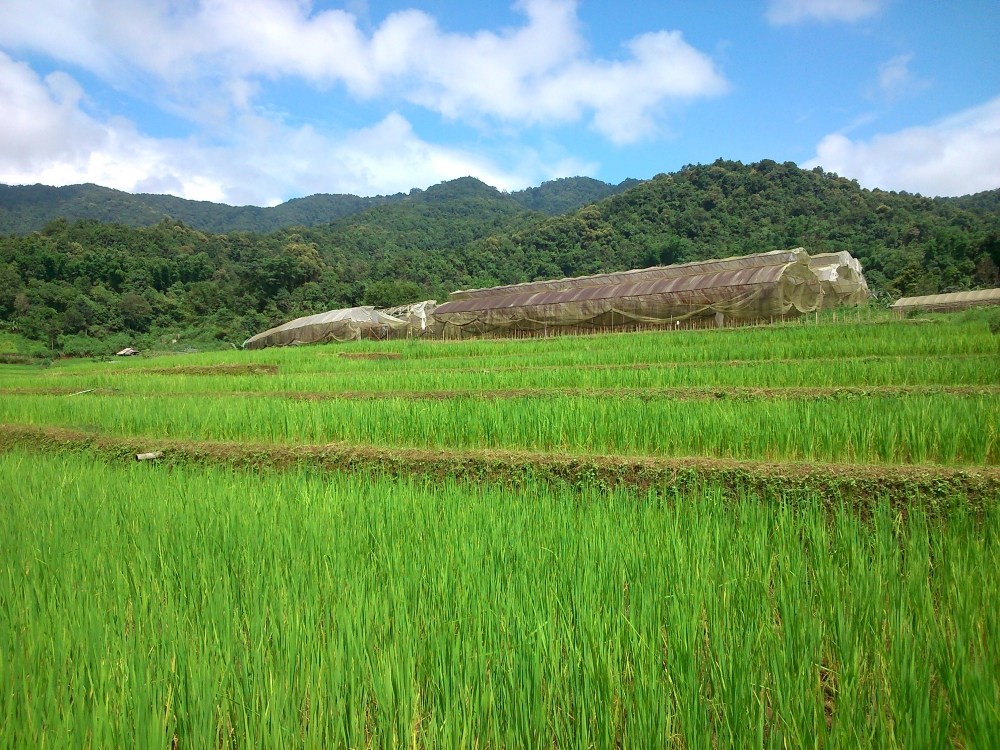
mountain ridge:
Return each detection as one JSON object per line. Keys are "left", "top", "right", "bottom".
{"left": 0, "top": 176, "right": 637, "bottom": 235}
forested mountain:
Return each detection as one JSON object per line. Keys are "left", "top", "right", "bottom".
{"left": 1, "top": 160, "right": 997, "bottom": 356}
{"left": 937, "top": 188, "right": 1000, "bottom": 216}
{"left": 0, "top": 183, "right": 407, "bottom": 235}
{"left": 508, "top": 176, "right": 640, "bottom": 215}
{"left": 0, "top": 176, "right": 628, "bottom": 235}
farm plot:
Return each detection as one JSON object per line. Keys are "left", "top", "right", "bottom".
{"left": 1, "top": 311, "right": 998, "bottom": 747}
{"left": 0, "top": 390, "right": 995, "bottom": 466}
{"left": 2, "top": 451, "right": 998, "bottom": 748}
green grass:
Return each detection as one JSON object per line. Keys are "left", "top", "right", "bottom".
{"left": 1, "top": 353, "right": 996, "bottom": 395}
{"left": 2, "top": 451, "right": 998, "bottom": 749}
{"left": 0, "top": 390, "right": 994, "bottom": 465}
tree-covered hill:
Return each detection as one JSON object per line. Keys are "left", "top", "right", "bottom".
{"left": 937, "top": 188, "right": 1000, "bottom": 216}
{"left": 286, "top": 176, "right": 545, "bottom": 304}
{"left": 0, "top": 183, "right": 407, "bottom": 235}
{"left": 465, "top": 160, "right": 1000, "bottom": 297}
{"left": 508, "top": 176, "right": 640, "bottom": 215}
{"left": 0, "top": 160, "right": 997, "bottom": 355}
{"left": 0, "top": 175, "right": 629, "bottom": 235}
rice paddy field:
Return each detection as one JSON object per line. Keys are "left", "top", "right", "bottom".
{"left": 1, "top": 310, "right": 999, "bottom": 748}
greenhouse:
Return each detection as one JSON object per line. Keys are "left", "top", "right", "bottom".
{"left": 377, "top": 300, "right": 438, "bottom": 334}
{"left": 809, "top": 251, "right": 870, "bottom": 307}
{"left": 243, "top": 306, "right": 409, "bottom": 349}
{"left": 891, "top": 288, "right": 1000, "bottom": 314}
{"left": 244, "top": 250, "right": 872, "bottom": 347}
{"left": 432, "top": 249, "right": 826, "bottom": 336}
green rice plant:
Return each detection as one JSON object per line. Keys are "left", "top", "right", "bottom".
{"left": 1, "top": 451, "right": 997, "bottom": 748}
{"left": 2, "top": 352, "right": 995, "bottom": 397}
{"left": 0, "top": 391, "right": 993, "bottom": 466}
{"left": 3, "top": 313, "right": 995, "bottom": 398}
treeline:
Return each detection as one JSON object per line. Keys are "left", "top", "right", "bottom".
{"left": 0, "top": 175, "right": 633, "bottom": 235}
{"left": 1, "top": 161, "right": 997, "bottom": 355}
{"left": 468, "top": 160, "right": 1000, "bottom": 297}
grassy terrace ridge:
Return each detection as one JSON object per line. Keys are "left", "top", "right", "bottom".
{"left": 2, "top": 424, "right": 998, "bottom": 511}
{"left": 3, "top": 354, "right": 996, "bottom": 393}
{"left": 3, "top": 384, "right": 999, "bottom": 401}
{"left": 0, "top": 313, "right": 995, "bottom": 469}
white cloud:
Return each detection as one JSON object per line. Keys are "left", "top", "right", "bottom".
{"left": 0, "top": 0, "right": 727, "bottom": 144}
{"left": 0, "top": 1, "right": 731, "bottom": 201}
{"left": 766, "top": 0, "right": 887, "bottom": 25}
{"left": 0, "top": 51, "right": 542, "bottom": 203}
{"left": 806, "top": 96, "right": 1000, "bottom": 196}
{"left": 873, "top": 53, "right": 929, "bottom": 102}
{"left": 0, "top": 52, "right": 108, "bottom": 172}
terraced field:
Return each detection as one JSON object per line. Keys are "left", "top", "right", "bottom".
{"left": 2, "top": 311, "right": 998, "bottom": 747}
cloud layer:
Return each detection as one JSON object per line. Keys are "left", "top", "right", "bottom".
{"left": 1, "top": 0, "right": 996, "bottom": 202}
{"left": 808, "top": 96, "right": 1000, "bottom": 196}
{"left": 0, "top": 50, "right": 566, "bottom": 203}
{"left": 0, "top": 0, "right": 729, "bottom": 202}
{"left": 766, "top": 0, "right": 887, "bottom": 25}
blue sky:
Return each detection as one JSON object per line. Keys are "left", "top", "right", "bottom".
{"left": 0, "top": 0, "right": 997, "bottom": 205}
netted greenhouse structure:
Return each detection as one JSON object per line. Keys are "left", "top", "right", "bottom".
{"left": 891, "top": 288, "right": 1000, "bottom": 314}
{"left": 809, "top": 251, "right": 870, "bottom": 308}
{"left": 378, "top": 300, "right": 438, "bottom": 335}
{"left": 243, "top": 306, "right": 409, "bottom": 349}
{"left": 432, "top": 249, "right": 825, "bottom": 337}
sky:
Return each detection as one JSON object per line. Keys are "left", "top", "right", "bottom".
{"left": 0, "top": 0, "right": 998, "bottom": 206}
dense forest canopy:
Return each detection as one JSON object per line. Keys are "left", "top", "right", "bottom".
{"left": 0, "top": 175, "right": 633, "bottom": 235}
{"left": 1, "top": 159, "right": 997, "bottom": 355}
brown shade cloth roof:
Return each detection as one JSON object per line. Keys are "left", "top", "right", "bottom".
{"left": 433, "top": 249, "right": 823, "bottom": 332}
{"left": 448, "top": 249, "right": 809, "bottom": 301}
{"left": 891, "top": 288, "right": 1000, "bottom": 311}
{"left": 436, "top": 263, "right": 794, "bottom": 315}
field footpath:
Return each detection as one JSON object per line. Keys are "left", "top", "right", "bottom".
{"left": 3, "top": 422, "right": 997, "bottom": 513}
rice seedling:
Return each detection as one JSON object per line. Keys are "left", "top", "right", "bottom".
{"left": 0, "top": 390, "right": 994, "bottom": 466}
{"left": 2, "top": 313, "right": 994, "bottom": 401}
{"left": 1, "top": 451, "right": 996, "bottom": 748}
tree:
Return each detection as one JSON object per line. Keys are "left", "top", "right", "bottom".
{"left": 362, "top": 279, "right": 426, "bottom": 308}
{"left": 119, "top": 293, "right": 153, "bottom": 331}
